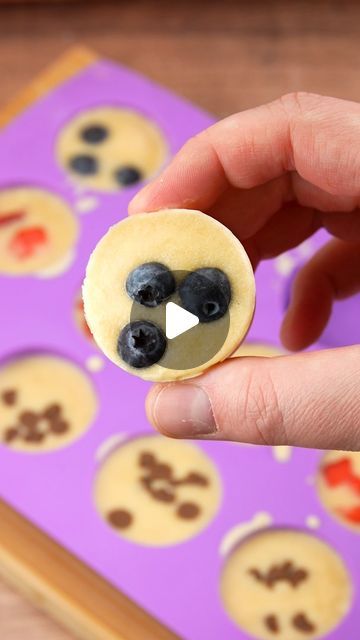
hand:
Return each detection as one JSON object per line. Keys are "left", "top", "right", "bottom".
{"left": 129, "top": 92, "right": 360, "bottom": 450}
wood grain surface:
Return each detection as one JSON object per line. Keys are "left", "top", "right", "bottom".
{"left": 0, "top": 0, "right": 360, "bottom": 117}
{"left": 0, "top": 2, "right": 359, "bottom": 639}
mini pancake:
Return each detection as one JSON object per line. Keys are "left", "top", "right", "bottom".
{"left": 57, "top": 107, "right": 167, "bottom": 192}
{"left": 221, "top": 528, "right": 351, "bottom": 640}
{"left": 83, "top": 209, "right": 255, "bottom": 382}
{"left": 0, "top": 354, "right": 97, "bottom": 452}
{"left": 94, "top": 434, "right": 221, "bottom": 546}
{"left": 0, "top": 187, "right": 77, "bottom": 276}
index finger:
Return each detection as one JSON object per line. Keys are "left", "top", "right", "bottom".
{"left": 129, "top": 92, "right": 360, "bottom": 216}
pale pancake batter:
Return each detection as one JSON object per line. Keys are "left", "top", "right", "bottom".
{"left": 231, "top": 342, "right": 284, "bottom": 358}
{"left": 94, "top": 434, "right": 221, "bottom": 546}
{"left": 221, "top": 528, "right": 351, "bottom": 640}
{"left": 0, "top": 355, "right": 97, "bottom": 452}
{"left": 57, "top": 107, "right": 167, "bottom": 191}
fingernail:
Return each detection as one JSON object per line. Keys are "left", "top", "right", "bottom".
{"left": 151, "top": 384, "right": 217, "bottom": 437}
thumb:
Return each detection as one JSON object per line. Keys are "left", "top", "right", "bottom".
{"left": 146, "top": 346, "right": 360, "bottom": 451}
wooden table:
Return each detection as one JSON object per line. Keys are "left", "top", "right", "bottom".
{"left": 0, "top": 1, "right": 359, "bottom": 638}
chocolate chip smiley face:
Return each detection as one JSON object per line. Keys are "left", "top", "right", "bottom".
{"left": 221, "top": 529, "right": 351, "bottom": 640}
{"left": 0, "top": 355, "right": 97, "bottom": 452}
{"left": 94, "top": 435, "right": 221, "bottom": 546}
{"left": 57, "top": 107, "right": 167, "bottom": 192}
{"left": 0, "top": 187, "right": 78, "bottom": 276}
{"left": 83, "top": 209, "right": 255, "bottom": 382}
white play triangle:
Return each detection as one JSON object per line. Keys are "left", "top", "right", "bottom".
{"left": 165, "top": 301, "right": 199, "bottom": 340}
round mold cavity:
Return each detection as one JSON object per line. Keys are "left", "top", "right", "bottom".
{"left": 220, "top": 526, "right": 352, "bottom": 640}
{"left": 56, "top": 106, "right": 168, "bottom": 192}
{"left": 0, "top": 185, "right": 78, "bottom": 277}
{"left": 93, "top": 432, "right": 222, "bottom": 547}
{"left": 0, "top": 349, "right": 98, "bottom": 453}
{"left": 317, "top": 450, "right": 360, "bottom": 534}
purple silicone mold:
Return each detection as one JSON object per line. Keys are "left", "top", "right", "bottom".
{"left": 0, "top": 58, "right": 359, "bottom": 640}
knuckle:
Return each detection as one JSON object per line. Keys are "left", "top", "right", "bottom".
{"left": 238, "top": 365, "right": 286, "bottom": 445}
{"left": 278, "top": 91, "right": 322, "bottom": 115}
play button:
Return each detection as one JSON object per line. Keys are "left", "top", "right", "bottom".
{"left": 129, "top": 269, "right": 230, "bottom": 371}
{"left": 165, "top": 302, "right": 199, "bottom": 339}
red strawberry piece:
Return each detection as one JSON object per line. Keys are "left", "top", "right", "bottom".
{"left": 339, "top": 505, "right": 360, "bottom": 524}
{"left": 348, "top": 474, "right": 360, "bottom": 495}
{"left": 322, "top": 458, "right": 352, "bottom": 487}
{"left": 0, "top": 211, "right": 25, "bottom": 227}
{"left": 9, "top": 226, "right": 48, "bottom": 259}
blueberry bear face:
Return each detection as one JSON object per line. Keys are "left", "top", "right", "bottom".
{"left": 221, "top": 529, "right": 351, "bottom": 640}
{"left": 118, "top": 263, "right": 231, "bottom": 369}
{"left": 94, "top": 434, "right": 221, "bottom": 546}
{"left": 57, "top": 107, "right": 167, "bottom": 192}
{"left": 83, "top": 209, "right": 255, "bottom": 382}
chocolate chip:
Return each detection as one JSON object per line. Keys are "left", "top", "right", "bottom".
{"left": 139, "top": 451, "right": 156, "bottom": 468}
{"left": 151, "top": 487, "right": 175, "bottom": 503}
{"left": 43, "top": 404, "right": 61, "bottom": 420}
{"left": 264, "top": 614, "right": 280, "bottom": 634}
{"left": 153, "top": 463, "right": 172, "bottom": 479}
{"left": 49, "top": 420, "right": 69, "bottom": 435}
{"left": 107, "top": 509, "right": 133, "bottom": 529}
{"left": 181, "top": 471, "right": 209, "bottom": 486}
{"left": 24, "top": 431, "right": 45, "bottom": 443}
{"left": 1, "top": 389, "right": 17, "bottom": 406}
{"left": 176, "top": 502, "right": 200, "bottom": 520}
{"left": 80, "top": 124, "right": 108, "bottom": 144}
{"left": 249, "top": 568, "right": 262, "bottom": 582}
{"left": 292, "top": 613, "right": 316, "bottom": 633}
{"left": 3, "top": 427, "right": 18, "bottom": 443}
{"left": 248, "top": 561, "right": 308, "bottom": 589}
{"left": 19, "top": 411, "right": 38, "bottom": 428}
{"left": 69, "top": 154, "right": 98, "bottom": 175}
{"left": 292, "top": 568, "right": 309, "bottom": 587}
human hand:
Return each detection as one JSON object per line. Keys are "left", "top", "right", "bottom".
{"left": 129, "top": 93, "right": 360, "bottom": 450}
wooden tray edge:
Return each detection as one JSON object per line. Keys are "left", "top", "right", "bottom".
{"left": 0, "top": 45, "right": 97, "bottom": 128}
{"left": 0, "top": 499, "right": 179, "bottom": 640}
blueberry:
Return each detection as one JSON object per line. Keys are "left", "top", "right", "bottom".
{"left": 80, "top": 124, "right": 108, "bottom": 144}
{"left": 69, "top": 154, "right": 98, "bottom": 175}
{"left": 179, "top": 268, "right": 231, "bottom": 323}
{"left": 118, "top": 321, "right": 166, "bottom": 368}
{"left": 115, "top": 166, "right": 142, "bottom": 186}
{"left": 126, "top": 262, "right": 175, "bottom": 307}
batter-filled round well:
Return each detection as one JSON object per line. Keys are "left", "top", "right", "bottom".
{"left": 220, "top": 528, "right": 351, "bottom": 640}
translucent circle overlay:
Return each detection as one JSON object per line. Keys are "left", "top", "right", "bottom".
{"left": 129, "top": 269, "right": 231, "bottom": 371}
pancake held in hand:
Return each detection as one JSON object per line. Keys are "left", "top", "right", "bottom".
{"left": 221, "top": 528, "right": 351, "bottom": 640}
{"left": 83, "top": 209, "right": 255, "bottom": 382}
{"left": 94, "top": 434, "right": 221, "bottom": 546}
{"left": 0, "top": 355, "right": 97, "bottom": 452}
{"left": 57, "top": 107, "right": 167, "bottom": 192}
{"left": 231, "top": 342, "right": 285, "bottom": 358}
{"left": 0, "top": 187, "right": 78, "bottom": 276}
